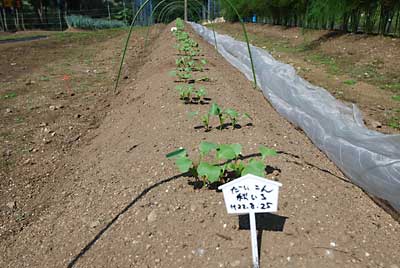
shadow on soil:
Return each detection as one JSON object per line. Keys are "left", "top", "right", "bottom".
{"left": 0, "top": 35, "right": 48, "bottom": 44}
{"left": 67, "top": 171, "right": 189, "bottom": 268}
{"left": 239, "top": 213, "right": 288, "bottom": 263}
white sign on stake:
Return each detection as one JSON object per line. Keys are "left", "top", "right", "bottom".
{"left": 218, "top": 174, "right": 282, "bottom": 268}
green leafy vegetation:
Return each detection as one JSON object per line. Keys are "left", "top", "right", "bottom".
{"left": 166, "top": 142, "right": 277, "bottom": 186}
{"left": 343, "top": 79, "right": 357, "bottom": 86}
{"left": 192, "top": 103, "right": 252, "bottom": 131}
{"left": 392, "top": 95, "right": 400, "bottom": 101}
{"left": 383, "top": 83, "right": 400, "bottom": 92}
{"left": 175, "top": 85, "right": 207, "bottom": 104}
{"left": 388, "top": 117, "right": 400, "bottom": 129}
{"left": 3, "top": 92, "right": 17, "bottom": 99}
{"left": 172, "top": 19, "right": 210, "bottom": 105}
{"left": 65, "top": 15, "right": 126, "bottom": 30}
{"left": 307, "top": 54, "right": 339, "bottom": 74}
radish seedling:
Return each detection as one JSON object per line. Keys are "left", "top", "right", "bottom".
{"left": 193, "top": 86, "right": 207, "bottom": 102}
{"left": 175, "top": 85, "right": 193, "bottom": 102}
{"left": 201, "top": 114, "right": 211, "bottom": 131}
{"left": 176, "top": 85, "right": 207, "bottom": 104}
{"left": 193, "top": 104, "right": 252, "bottom": 131}
{"left": 224, "top": 108, "right": 252, "bottom": 129}
{"left": 210, "top": 103, "right": 225, "bottom": 130}
{"left": 170, "top": 70, "right": 193, "bottom": 82}
{"left": 166, "top": 143, "right": 277, "bottom": 187}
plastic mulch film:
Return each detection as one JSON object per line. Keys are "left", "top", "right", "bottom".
{"left": 190, "top": 22, "right": 400, "bottom": 212}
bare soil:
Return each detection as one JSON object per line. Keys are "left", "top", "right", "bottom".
{"left": 0, "top": 23, "right": 399, "bottom": 268}
{"left": 212, "top": 23, "right": 400, "bottom": 134}
{"left": 0, "top": 26, "right": 162, "bottom": 243}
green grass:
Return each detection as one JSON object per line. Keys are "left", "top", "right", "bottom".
{"left": 388, "top": 117, "right": 400, "bottom": 129}
{"left": 349, "top": 64, "right": 383, "bottom": 81}
{"left": 3, "top": 92, "right": 17, "bottom": 99}
{"left": 52, "top": 28, "right": 127, "bottom": 42}
{"left": 14, "top": 117, "right": 24, "bottom": 123}
{"left": 0, "top": 34, "right": 45, "bottom": 41}
{"left": 307, "top": 54, "right": 340, "bottom": 74}
{"left": 65, "top": 15, "right": 127, "bottom": 30}
{"left": 343, "top": 79, "right": 357, "bottom": 86}
{"left": 381, "top": 83, "right": 400, "bottom": 92}
{"left": 39, "top": 76, "right": 50, "bottom": 81}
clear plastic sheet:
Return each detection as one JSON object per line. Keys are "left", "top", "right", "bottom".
{"left": 190, "top": 22, "right": 400, "bottom": 212}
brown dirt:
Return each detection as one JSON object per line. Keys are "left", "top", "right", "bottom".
{"left": 0, "top": 23, "right": 399, "bottom": 268}
{"left": 212, "top": 23, "right": 400, "bottom": 134}
{"left": 0, "top": 26, "right": 163, "bottom": 242}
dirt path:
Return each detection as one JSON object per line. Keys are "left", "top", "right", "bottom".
{"left": 1, "top": 24, "right": 399, "bottom": 268}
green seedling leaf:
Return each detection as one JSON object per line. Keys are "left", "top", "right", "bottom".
{"left": 227, "top": 161, "right": 245, "bottom": 176}
{"left": 259, "top": 145, "right": 277, "bottom": 160}
{"left": 224, "top": 108, "right": 239, "bottom": 118}
{"left": 199, "top": 141, "right": 217, "bottom": 156}
{"left": 226, "top": 162, "right": 236, "bottom": 171}
{"left": 209, "top": 103, "right": 221, "bottom": 116}
{"left": 201, "top": 114, "right": 210, "bottom": 129}
{"left": 197, "top": 76, "right": 210, "bottom": 82}
{"left": 195, "top": 86, "right": 207, "bottom": 98}
{"left": 197, "top": 162, "right": 221, "bottom": 183}
{"left": 200, "top": 59, "right": 207, "bottom": 65}
{"left": 216, "top": 144, "right": 237, "bottom": 160}
{"left": 242, "top": 112, "right": 253, "bottom": 120}
{"left": 3, "top": 92, "right": 17, "bottom": 99}
{"left": 175, "top": 156, "right": 193, "bottom": 173}
{"left": 166, "top": 148, "right": 187, "bottom": 159}
{"left": 241, "top": 159, "right": 266, "bottom": 177}
{"left": 392, "top": 95, "right": 400, "bottom": 101}
{"left": 230, "top": 143, "right": 242, "bottom": 157}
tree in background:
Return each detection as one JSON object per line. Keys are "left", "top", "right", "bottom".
{"left": 221, "top": 0, "right": 400, "bottom": 36}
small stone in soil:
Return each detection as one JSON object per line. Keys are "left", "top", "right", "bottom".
{"left": 192, "top": 248, "right": 205, "bottom": 257}
{"left": 230, "top": 260, "right": 240, "bottom": 267}
{"left": 6, "top": 201, "right": 16, "bottom": 210}
{"left": 147, "top": 210, "right": 157, "bottom": 223}
{"left": 90, "top": 220, "right": 100, "bottom": 228}
{"left": 371, "top": 120, "right": 382, "bottom": 128}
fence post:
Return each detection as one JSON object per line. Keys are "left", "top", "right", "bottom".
{"left": 122, "top": 0, "right": 127, "bottom": 24}
{"left": 184, "top": 0, "right": 187, "bottom": 21}
{"left": 58, "top": 7, "right": 62, "bottom": 31}
{"left": 107, "top": 1, "right": 111, "bottom": 21}
{"left": 3, "top": 9, "right": 8, "bottom": 31}
{"left": 20, "top": 9, "right": 25, "bottom": 30}
{"left": 0, "top": 9, "right": 4, "bottom": 31}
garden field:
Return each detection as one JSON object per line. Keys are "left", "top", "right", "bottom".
{"left": 1, "top": 22, "right": 399, "bottom": 267}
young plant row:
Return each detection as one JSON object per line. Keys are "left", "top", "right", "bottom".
{"left": 171, "top": 18, "right": 210, "bottom": 102}
{"left": 190, "top": 103, "right": 252, "bottom": 131}
{"left": 167, "top": 19, "right": 277, "bottom": 187}
{"left": 167, "top": 142, "right": 277, "bottom": 186}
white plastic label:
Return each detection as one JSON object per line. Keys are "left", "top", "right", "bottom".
{"left": 218, "top": 174, "right": 282, "bottom": 214}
